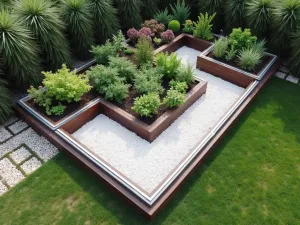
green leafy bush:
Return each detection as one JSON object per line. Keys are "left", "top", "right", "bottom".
{"left": 124, "top": 48, "right": 136, "bottom": 55}
{"left": 112, "top": 30, "right": 126, "bottom": 52}
{"left": 90, "top": 41, "right": 118, "bottom": 65}
{"left": 193, "top": 12, "right": 216, "bottom": 41}
{"left": 105, "top": 80, "right": 130, "bottom": 103}
{"left": 168, "top": 20, "right": 181, "bottom": 32}
{"left": 229, "top": 28, "right": 257, "bottom": 52}
{"left": 175, "top": 63, "right": 194, "bottom": 84}
{"left": 50, "top": 105, "right": 66, "bottom": 116}
{"left": 237, "top": 48, "right": 262, "bottom": 71}
{"left": 163, "top": 89, "right": 185, "bottom": 108}
{"left": 28, "top": 86, "right": 53, "bottom": 115}
{"left": 135, "top": 38, "right": 154, "bottom": 66}
{"left": 169, "top": 80, "right": 188, "bottom": 93}
{"left": 213, "top": 37, "right": 229, "bottom": 58}
{"left": 183, "top": 19, "right": 194, "bottom": 33}
{"left": 170, "top": 0, "right": 191, "bottom": 25}
{"left": 108, "top": 56, "right": 137, "bottom": 82}
{"left": 134, "top": 67, "right": 164, "bottom": 94}
{"left": 154, "top": 8, "right": 172, "bottom": 25}
{"left": 155, "top": 52, "right": 181, "bottom": 79}
{"left": 132, "top": 93, "right": 161, "bottom": 117}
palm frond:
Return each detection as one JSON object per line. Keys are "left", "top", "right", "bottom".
{"left": 115, "top": 0, "right": 142, "bottom": 30}
{"left": 90, "top": 0, "right": 120, "bottom": 44}
{"left": 62, "top": 0, "right": 94, "bottom": 60}
{"left": 14, "top": 0, "right": 71, "bottom": 71}
{"left": 0, "top": 10, "right": 41, "bottom": 87}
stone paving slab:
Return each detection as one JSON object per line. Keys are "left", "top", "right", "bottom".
{"left": 21, "top": 157, "right": 42, "bottom": 175}
{"left": 0, "top": 158, "right": 25, "bottom": 187}
{"left": 9, "top": 147, "right": 31, "bottom": 164}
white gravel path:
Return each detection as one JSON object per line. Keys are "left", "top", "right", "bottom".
{"left": 8, "top": 121, "right": 28, "bottom": 134}
{"left": 21, "top": 157, "right": 42, "bottom": 175}
{"left": 0, "top": 158, "right": 25, "bottom": 187}
{"left": 9, "top": 147, "right": 31, "bottom": 164}
{"left": 72, "top": 46, "right": 245, "bottom": 194}
{"left": 175, "top": 46, "right": 200, "bottom": 67}
{"left": 0, "top": 181, "right": 8, "bottom": 196}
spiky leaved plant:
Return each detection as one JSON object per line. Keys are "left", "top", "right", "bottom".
{"left": 141, "top": 0, "right": 159, "bottom": 20}
{"left": 170, "top": 0, "right": 191, "bottom": 25}
{"left": 0, "top": 0, "right": 12, "bottom": 10}
{"left": 14, "top": 0, "right": 71, "bottom": 71}
{"left": 158, "top": 0, "right": 177, "bottom": 9}
{"left": 224, "top": 0, "right": 246, "bottom": 32}
{"left": 199, "top": 0, "right": 225, "bottom": 31}
{"left": 245, "top": 0, "right": 274, "bottom": 39}
{"left": 115, "top": 0, "right": 142, "bottom": 30}
{"left": 0, "top": 10, "right": 41, "bottom": 87}
{"left": 61, "top": 0, "right": 94, "bottom": 60}
{"left": 270, "top": 0, "right": 300, "bottom": 53}
{"left": 0, "top": 77, "right": 12, "bottom": 124}
{"left": 89, "top": 0, "right": 119, "bottom": 44}
{"left": 289, "top": 29, "right": 300, "bottom": 77}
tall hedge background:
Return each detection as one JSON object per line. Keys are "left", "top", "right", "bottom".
{"left": 0, "top": 0, "right": 300, "bottom": 122}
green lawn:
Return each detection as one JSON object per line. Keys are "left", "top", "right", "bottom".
{"left": 1, "top": 77, "right": 300, "bottom": 225}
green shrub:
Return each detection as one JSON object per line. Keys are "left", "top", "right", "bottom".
{"left": 115, "top": 0, "right": 142, "bottom": 30}
{"left": 90, "top": 41, "right": 118, "bottom": 65}
{"left": 14, "top": 0, "right": 71, "bottom": 71}
{"left": 90, "top": 0, "right": 120, "bottom": 44}
{"left": 154, "top": 8, "right": 172, "bottom": 25}
{"left": 50, "top": 105, "right": 66, "bottom": 116}
{"left": 134, "top": 67, "right": 164, "bottom": 94}
{"left": 0, "top": 78, "right": 12, "bottom": 123}
{"left": 153, "top": 37, "right": 162, "bottom": 45}
{"left": 105, "top": 80, "right": 130, "bottom": 103}
{"left": 168, "top": 20, "right": 181, "bottom": 32}
{"left": 112, "top": 30, "right": 126, "bottom": 52}
{"left": 124, "top": 48, "right": 136, "bottom": 55}
{"left": 28, "top": 86, "right": 53, "bottom": 115}
{"left": 193, "top": 12, "right": 216, "bottom": 41}
{"left": 163, "top": 89, "right": 185, "bottom": 108}
{"left": 135, "top": 38, "right": 154, "bottom": 66}
{"left": 169, "top": 80, "right": 188, "bottom": 93}
{"left": 61, "top": 0, "right": 94, "bottom": 60}
{"left": 170, "top": 0, "right": 191, "bottom": 25}
{"left": 213, "top": 37, "right": 229, "bottom": 58}
{"left": 183, "top": 19, "right": 194, "bottom": 33}
{"left": 155, "top": 52, "right": 181, "bottom": 79}
{"left": 132, "top": 93, "right": 161, "bottom": 117}
{"left": 238, "top": 48, "right": 262, "bottom": 71}
{"left": 229, "top": 28, "right": 257, "bottom": 52}
{"left": 0, "top": 10, "right": 41, "bottom": 87}
{"left": 225, "top": 0, "right": 246, "bottom": 32}
{"left": 225, "top": 46, "right": 237, "bottom": 61}
{"left": 175, "top": 63, "right": 194, "bottom": 84}
{"left": 108, "top": 56, "right": 137, "bottom": 82}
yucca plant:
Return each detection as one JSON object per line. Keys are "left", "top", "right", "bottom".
{"left": 158, "top": 0, "right": 176, "bottom": 9}
{"left": 245, "top": 0, "right": 274, "bottom": 39}
{"left": 141, "top": 0, "right": 159, "bottom": 19}
{"left": 0, "top": 77, "right": 12, "bottom": 124}
{"left": 89, "top": 0, "right": 119, "bottom": 44}
{"left": 61, "top": 0, "right": 94, "bottom": 60}
{"left": 224, "top": 0, "right": 246, "bottom": 32}
{"left": 289, "top": 29, "right": 300, "bottom": 77}
{"left": 14, "top": 0, "right": 71, "bottom": 71}
{"left": 115, "top": 0, "right": 142, "bottom": 30}
{"left": 0, "top": 0, "right": 12, "bottom": 9}
{"left": 0, "top": 10, "right": 41, "bottom": 87}
{"left": 270, "top": 0, "right": 300, "bottom": 53}
{"left": 170, "top": 0, "right": 191, "bottom": 25}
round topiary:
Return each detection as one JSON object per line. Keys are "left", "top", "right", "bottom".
{"left": 168, "top": 20, "right": 180, "bottom": 32}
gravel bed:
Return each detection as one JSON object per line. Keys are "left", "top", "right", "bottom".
{"left": 20, "top": 157, "right": 42, "bottom": 175}
{"left": 0, "top": 181, "right": 8, "bottom": 196}
{"left": 0, "top": 127, "right": 12, "bottom": 143}
{"left": 175, "top": 46, "right": 200, "bottom": 67}
{"left": 0, "top": 158, "right": 24, "bottom": 187}
{"left": 9, "top": 147, "right": 32, "bottom": 164}
{"left": 72, "top": 46, "right": 245, "bottom": 194}
{"left": 8, "top": 121, "right": 28, "bottom": 134}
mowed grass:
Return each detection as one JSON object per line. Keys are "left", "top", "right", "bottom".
{"left": 0, "top": 77, "right": 300, "bottom": 225}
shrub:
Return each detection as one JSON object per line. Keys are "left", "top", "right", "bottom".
{"left": 153, "top": 37, "right": 162, "bottom": 45}
{"left": 50, "top": 105, "right": 66, "bottom": 116}
{"left": 127, "top": 28, "right": 139, "bottom": 44}
{"left": 168, "top": 20, "right": 181, "bottom": 32}
{"left": 132, "top": 93, "right": 161, "bottom": 117}
{"left": 229, "top": 28, "right": 257, "bottom": 52}
{"left": 154, "top": 8, "right": 172, "bottom": 25}
{"left": 193, "top": 12, "right": 216, "bottom": 41}
{"left": 28, "top": 86, "right": 53, "bottom": 115}
{"left": 183, "top": 19, "right": 194, "bottom": 34}
{"left": 138, "top": 27, "right": 152, "bottom": 41}
{"left": 90, "top": 41, "right": 118, "bottom": 65}
{"left": 0, "top": 10, "right": 41, "bottom": 87}
{"left": 14, "top": 0, "right": 71, "bottom": 71}
{"left": 108, "top": 56, "right": 137, "bottom": 82}
{"left": 213, "top": 37, "right": 229, "bottom": 58}
{"left": 134, "top": 67, "right": 164, "bottom": 94}
{"left": 115, "top": 0, "right": 142, "bottom": 30}
{"left": 61, "top": 0, "right": 94, "bottom": 60}
{"left": 141, "top": 19, "right": 165, "bottom": 36}
{"left": 105, "top": 80, "right": 130, "bottom": 103}
{"left": 170, "top": 0, "right": 191, "bottom": 25}
{"left": 225, "top": 0, "right": 246, "bottom": 32}
{"left": 156, "top": 52, "right": 181, "bottom": 79}
{"left": 175, "top": 63, "right": 195, "bottom": 84}
{"left": 238, "top": 48, "right": 262, "bottom": 71}
{"left": 163, "top": 89, "right": 185, "bottom": 108}
{"left": 0, "top": 78, "right": 12, "bottom": 123}
{"left": 124, "top": 48, "right": 136, "bottom": 55}
{"left": 169, "top": 80, "right": 188, "bottom": 93}
{"left": 90, "top": 0, "right": 119, "bottom": 44}
{"left": 135, "top": 38, "right": 154, "bottom": 66}
{"left": 112, "top": 30, "right": 126, "bottom": 52}
{"left": 161, "top": 29, "right": 175, "bottom": 43}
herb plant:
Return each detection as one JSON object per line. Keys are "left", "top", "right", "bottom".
{"left": 169, "top": 80, "right": 188, "bottom": 93}
{"left": 229, "top": 28, "right": 257, "bottom": 52}
{"left": 132, "top": 93, "right": 161, "bottom": 117}
{"left": 135, "top": 38, "right": 154, "bottom": 66}
{"left": 90, "top": 41, "right": 118, "bottom": 65}
{"left": 105, "top": 80, "right": 130, "bottom": 103}
{"left": 193, "top": 13, "right": 216, "bottom": 41}
{"left": 175, "top": 63, "right": 195, "bottom": 84}
{"left": 183, "top": 20, "right": 195, "bottom": 34}
{"left": 108, "top": 56, "right": 137, "bottom": 82}
{"left": 124, "top": 48, "right": 136, "bottom": 55}
{"left": 213, "top": 37, "right": 229, "bottom": 58}
{"left": 163, "top": 89, "right": 186, "bottom": 108}
{"left": 134, "top": 67, "right": 164, "bottom": 94}
{"left": 155, "top": 52, "right": 181, "bottom": 79}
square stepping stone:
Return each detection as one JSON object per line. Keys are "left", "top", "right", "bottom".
{"left": 0, "top": 127, "right": 12, "bottom": 143}
{"left": 279, "top": 66, "right": 289, "bottom": 73}
{"left": 9, "top": 147, "right": 31, "bottom": 164}
{"left": 286, "top": 75, "right": 299, "bottom": 84}
{"left": 20, "top": 157, "right": 42, "bottom": 175}
{"left": 8, "top": 121, "right": 28, "bottom": 134}
{"left": 0, "top": 181, "right": 8, "bottom": 196}
{"left": 275, "top": 71, "right": 286, "bottom": 79}
{"left": 0, "top": 158, "right": 24, "bottom": 187}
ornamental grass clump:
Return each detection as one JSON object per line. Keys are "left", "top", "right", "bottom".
{"left": 193, "top": 12, "right": 216, "bottom": 41}
{"left": 213, "top": 37, "right": 229, "bottom": 58}
{"left": 170, "top": 0, "right": 191, "bottom": 25}
{"left": 175, "top": 63, "right": 195, "bottom": 84}
{"left": 135, "top": 38, "right": 154, "bottom": 66}
{"left": 132, "top": 93, "right": 161, "bottom": 117}
{"left": 0, "top": 76, "right": 12, "bottom": 123}
{"left": 238, "top": 48, "right": 262, "bottom": 71}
